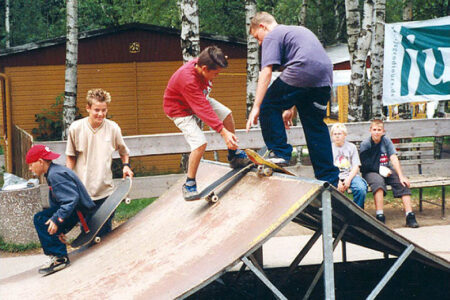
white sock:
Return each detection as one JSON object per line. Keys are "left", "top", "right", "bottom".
{"left": 405, "top": 211, "right": 412, "bottom": 216}
{"left": 376, "top": 210, "right": 384, "bottom": 215}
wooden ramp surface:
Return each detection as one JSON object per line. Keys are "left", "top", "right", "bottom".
{"left": 0, "top": 162, "right": 322, "bottom": 299}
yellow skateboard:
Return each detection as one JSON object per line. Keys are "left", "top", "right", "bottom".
{"left": 245, "top": 149, "right": 297, "bottom": 177}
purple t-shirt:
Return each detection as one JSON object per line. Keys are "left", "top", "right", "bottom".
{"left": 261, "top": 25, "right": 333, "bottom": 88}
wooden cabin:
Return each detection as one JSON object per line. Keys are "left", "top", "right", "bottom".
{"left": 0, "top": 25, "right": 353, "bottom": 175}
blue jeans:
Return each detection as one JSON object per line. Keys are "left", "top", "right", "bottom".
{"left": 259, "top": 78, "right": 339, "bottom": 186}
{"left": 349, "top": 175, "right": 368, "bottom": 209}
{"left": 34, "top": 206, "right": 91, "bottom": 257}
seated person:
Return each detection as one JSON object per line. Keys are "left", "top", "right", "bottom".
{"left": 359, "top": 119, "right": 419, "bottom": 228}
{"left": 331, "top": 123, "right": 367, "bottom": 208}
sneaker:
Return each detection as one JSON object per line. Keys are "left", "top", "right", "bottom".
{"left": 38, "top": 255, "right": 70, "bottom": 276}
{"left": 182, "top": 182, "right": 200, "bottom": 201}
{"left": 406, "top": 212, "right": 419, "bottom": 228}
{"left": 376, "top": 214, "right": 386, "bottom": 224}
{"left": 228, "top": 149, "right": 251, "bottom": 169}
{"left": 266, "top": 152, "right": 289, "bottom": 166}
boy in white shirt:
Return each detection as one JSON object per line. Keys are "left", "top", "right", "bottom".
{"left": 331, "top": 123, "right": 367, "bottom": 208}
{"left": 66, "top": 88, "right": 133, "bottom": 237}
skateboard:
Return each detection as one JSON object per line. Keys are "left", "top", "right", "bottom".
{"left": 71, "top": 177, "right": 132, "bottom": 248}
{"left": 190, "top": 163, "right": 254, "bottom": 203}
{"left": 245, "top": 149, "right": 297, "bottom": 177}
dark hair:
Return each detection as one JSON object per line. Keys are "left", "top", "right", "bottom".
{"left": 197, "top": 46, "right": 228, "bottom": 70}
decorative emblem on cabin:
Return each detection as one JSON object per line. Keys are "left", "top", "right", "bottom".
{"left": 129, "top": 42, "right": 141, "bottom": 53}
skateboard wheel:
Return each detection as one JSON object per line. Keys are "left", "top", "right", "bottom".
{"left": 257, "top": 169, "right": 264, "bottom": 177}
{"left": 263, "top": 168, "right": 273, "bottom": 176}
{"left": 211, "top": 195, "right": 219, "bottom": 203}
{"left": 94, "top": 236, "right": 101, "bottom": 244}
{"left": 257, "top": 165, "right": 264, "bottom": 172}
{"left": 125, "top": 197, "right": 131, "bottom": 204}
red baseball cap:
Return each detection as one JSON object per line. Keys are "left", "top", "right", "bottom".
{"left": 26, "top": 144, "right": 61, "bottom": 164}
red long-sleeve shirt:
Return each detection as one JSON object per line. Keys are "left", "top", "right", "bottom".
{"left": 163, "top": 59, "right": 224, "bottom": 133}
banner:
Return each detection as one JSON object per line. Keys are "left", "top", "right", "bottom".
{"left": 383, "top": 16, "right": 450, "bottom": 105}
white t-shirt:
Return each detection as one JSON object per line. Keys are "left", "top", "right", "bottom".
{"left": 332, "top": 141, "right": 361, "bottom": 180}
{"left": 66, "top": 117, "right": 130, "bottom": 200}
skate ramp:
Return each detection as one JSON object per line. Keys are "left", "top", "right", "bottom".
{"left": 0, "top": 162, "right": 323, "bottom": 299}
{"left": 1, "top": 161, "right": 449, "bottom": 299}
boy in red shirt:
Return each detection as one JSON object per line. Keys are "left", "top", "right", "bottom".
{"left": 164, "top": 46, "right": 250, "bottom": 200}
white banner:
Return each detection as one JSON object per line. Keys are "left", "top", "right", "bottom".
{"left": 383, "top": 16, "right": 450, "bottom": 105}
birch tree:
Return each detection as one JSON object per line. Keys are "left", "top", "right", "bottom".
{"left": 245, "top": 0, "right": 259, "bottom": 117}
{"left": 345, "top": 0, "right": 374, "bottom": 121}
{"left": 62, "top": 0, "right": 79, "bottom": 140}
{"left": 178, "top": 0, "right": 200, "bottom": 62}
{"left": 5, "top": 0, "right": 10, "bottom": 48}
{"left": 178, "top": 0, "right": 201, "bottom": 171}
{"left": 299, "top": 0, "right": 308, "bottom": 26}
{"left": 371, "top": 0, "right": 386, "bottom": 119}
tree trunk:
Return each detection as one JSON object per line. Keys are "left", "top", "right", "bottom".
{"left": 371, "top": 0, "right": 386, "bottom": 119}
{"left": 316, "top": 0, "right": 324, "bottom": 44}
{"left": 245, "top": 0, "right": 259, "bottom": 117}
{"left": 179, "top": 0, "right": 200, "bottom": 62}
{"left": 299, "top": 0, "right": 308, "bottom": 26}
{"left": 62, "top": 0, "right": 78, "bottom": 140}
{"left": 346, "top": 0, "right": 374, "bottom": 121}
{"left": 402, "top": 0, "right": 413, "bottom": 21}
{"left": 5, "top": 0, "right": 10, "bottom": 48}
{"left": 334, "top": 0, "right": 346, "bottom": 42}
{"left": 178, "top": 0, "right": 201, "bottom": 172}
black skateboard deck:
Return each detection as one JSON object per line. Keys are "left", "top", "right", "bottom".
{"left": 71, "top": 177, "right": 132, "bottom": 248}
{"left": 202, "top": 163, "right": 254, "bottom": 203}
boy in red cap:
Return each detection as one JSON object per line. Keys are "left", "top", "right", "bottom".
{"left": 26, "top": 144, "right": 95, "bottom": 275}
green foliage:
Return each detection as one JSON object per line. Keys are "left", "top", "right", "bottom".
{"left": 114, "top": 197, "right": 157, "bottom": 222}
{"left": 0, "top": 236, "right": 40, "bottom": 252}
{"left": 31, "top": 93, "right": 83, "bottom": 141}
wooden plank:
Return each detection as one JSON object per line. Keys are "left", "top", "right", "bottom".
{"left": 397, "top": 150, "right": 434, "bottom": 157}
{"left": 394, "top": 142, "right": 434, "bottom": 148}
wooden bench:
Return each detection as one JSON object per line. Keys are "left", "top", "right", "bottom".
{"left": 393, "top": 141, "right": 449, "bottom": 217}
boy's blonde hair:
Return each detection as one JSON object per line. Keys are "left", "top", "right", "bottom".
{"left": 370, "top": 119, "right": 384, "bottom": 129}
{"left": 249, "top": 12, "right": 277, "bottom": 33}
{"left": 330, "top": 123, "right": 348, "bottom": 135}
{"left": 86, "top": 88, "right": 111, "bottom": 106}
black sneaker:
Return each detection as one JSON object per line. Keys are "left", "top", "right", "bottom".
{"left": 182, "top": 182, "right": 200, "bottom": 201}
{"left": 38, "top": 255, "right": 70, "bottom": 276}
{"left": 376, "top": 214, "right": 386, "bottom": 224}
{"left": 228, "top": 149, "right": 251, "bottom": 169}
{"left": 266, "top": 152, "right": 289, "bottom": 167}
{"left": 406, "top": 212, "right": 419, "bottom": 228}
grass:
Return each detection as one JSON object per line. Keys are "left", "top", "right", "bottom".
{"left": 0, "top": 237, "right": 40, "bottom": 252}
{"left": 350, "top": 186, "right": 450, "bottom": 208}
{"left": 114, "top": 197, "right": 157, "bottom": 222}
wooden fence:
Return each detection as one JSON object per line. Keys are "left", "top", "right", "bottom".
{"left": 34, "top": 119, "right": 449, "bottom": 165}
{"left": 12, "top": 125, "right": 33, "bottom": 179}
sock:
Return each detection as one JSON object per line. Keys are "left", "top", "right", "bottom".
{"left": 376, "top": 210, "right": 384, "bottom": 215}
{"left": 186, "top": 177, "right": 196, "bottom": 185}
{"left": 405, "top": 211, "right": 412, "bottom": 216}
{"left": 228, "top": 149, "right": 237, "bottom": 158}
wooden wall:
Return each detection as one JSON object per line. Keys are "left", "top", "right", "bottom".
{"left": 5, "top": 58, "right": 247, "bottom": 174}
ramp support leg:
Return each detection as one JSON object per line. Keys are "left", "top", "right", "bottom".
{"left": 366, "top": 244, "right": 415, "bottom": 300}
{"left": 321, "top": 190, "right": 335, "bottom": 300}
{"left": 241, "top": 256, "right": 287, "bottom": 300}
{"left": 302, "top": 223, "right": 348, "bottom": 300}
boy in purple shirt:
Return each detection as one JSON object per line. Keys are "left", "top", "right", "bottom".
{"left": 246, "top": 12, "right": 339, "bottom": 186}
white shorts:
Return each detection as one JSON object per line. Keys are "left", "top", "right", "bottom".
{"left": 171, "top": 98, "right": 231, "bottom": 151}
